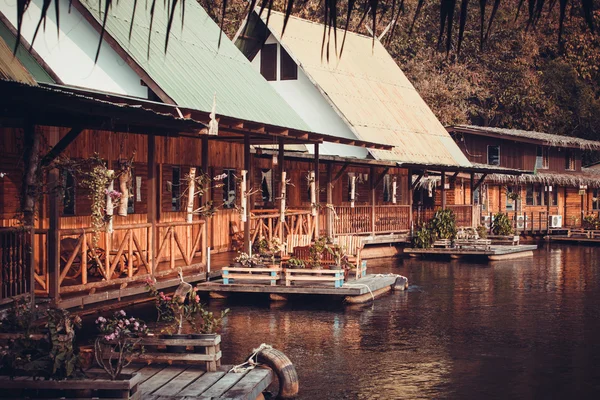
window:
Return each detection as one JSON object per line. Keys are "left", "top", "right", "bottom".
{"left": 487, "top": 145, "right": 500, "bottom": 166}
{"left": 383, "top": 175, "right": 392, "bottom": 202}
{"left": 593, "top": 189, "right": 600, "bottom": 211}
{"left": 565, "top": 150, "right": 576, "bottom": 170}
{"left": 260, "top": 44, "right": 277, "bottom": 81}
{"left": 222, "top": 169, "right": 237, "bottom": 209}
{"left": 280, "top": 46, "right": 297, "bottom": 80}
{"left": 536, "top": 146, "right": 549, "bottom": 169}
{"left": 171, "top": 167, "right": 181, "bottom": 211}
{"left": 62, "top": 171, "right": 76, "bottom": 215}
{"left": 526, "top": 185, "right": 534, "bottom": 206}
{"left": 347, "top": 173, "right": 355, "bottom": 202}
{"left": 506, "top": 186, "right": 516, "bottom": 211}
{"left": 260, "top": 169, "right": 273, "bottom": 203}
{"left": 544, "top": 186, "right": 558, "bottom": 206}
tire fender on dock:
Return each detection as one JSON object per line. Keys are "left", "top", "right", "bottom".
{"left": 255, "top": 347, "right": 299, "bottom": 399}
{"left": 393, "top": 276, "right": 409, "bottom": 291}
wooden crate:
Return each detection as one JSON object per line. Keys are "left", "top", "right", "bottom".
{"left": 285, "top": 268, "right": 345, "bottom": 288}
{"left": 103, "top": 335, "right": 222, "bottom": 372}
{"left": 222, "top": 266, "right": 282, "bottom": 286}
{"left": 0, "top": 372, "right": 142, "bottom": 399}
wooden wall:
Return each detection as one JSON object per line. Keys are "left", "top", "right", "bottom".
{"left": 456, "top": 134, "right": 583, "bottom": 173}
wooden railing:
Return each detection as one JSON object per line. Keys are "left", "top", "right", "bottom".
{"left": 331, "top": 205, "right": 411, "bottom": 236}
{"left": 156, "top": 220, "right": 206, "bottom": 268}
{"left": 447, "top": 205, "right": 474, "bottom": 227}
{"left": 332, "top": 206, "right": 372, "bottom": 235}
{"left": 373, "top": 205, "right": 411, "bottom": 233}
{"left": 413, "top": 206, "right": 475, "bottom": 228}
{"left": 0, "top": 227, "right": 32, "bottom": 300}
{"left": 56, "top": 221, "right": 206, "bottom": 294}
{"left": 250, "top": 209, "right": 315, "bottom": 243}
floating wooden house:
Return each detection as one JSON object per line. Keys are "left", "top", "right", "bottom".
{"left": 234, "top": 10, "right": 522, "bottom": 241}
{"left": 0, "top": 1, "right": 391, "bottom": 306}
{"left": 448, "top": 125, "right": 600, "bottom": 232}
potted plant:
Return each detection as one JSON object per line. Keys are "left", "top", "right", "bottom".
{"left": 94, "top": 310, "right": 149, "bottom": 380}
{"left": 286, "top": 257, "right": 305, "bottom": 269}
{"left": 491, "top": 212, "right": 514, "bottom": 236}
{"left": 187, "top": 288, "right": 230, "bottom": 349}
{"left": 233, "top": 252, "right": 262, "bottom": 268}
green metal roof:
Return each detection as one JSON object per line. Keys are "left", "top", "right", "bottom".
{"left": 78, "top": 0, "right": 310, "bottom": 131}
{"left": 0, "top": 19, "right": 55, "bottom": 83}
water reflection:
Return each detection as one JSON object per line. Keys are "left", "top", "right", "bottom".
{"left": 118, "top": 244, "right": 600, "bottom": 399}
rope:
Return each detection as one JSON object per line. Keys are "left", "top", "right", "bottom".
{"left": 344, "top": 283, "right": 375, "bottom": 301}
{"left": 228, "top": 343, "right": 273, "bottom": 373}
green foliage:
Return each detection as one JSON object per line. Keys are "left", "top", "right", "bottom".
{"left": 309, "top": 236, "right": 331, "bottom": 269}
{"left": 430, "top": 209, "right": 458, "bottom": 240}
{"left": 287, "top": 257, "right": 306, "bottom": 268}
{"left": 412, "top": 224, "right": 433, "bottom": 249}
{"left": 476, "top": 225, "right": 488, "bottom": 239}
{"left": 582, "top": 214, "right": 600, "bottom": 230}
{"left": 492, "top": 212, "right": 514, "bottom": 236}
{"left": 46, "top": 308, "right": 82, "bottom": 380}
{"left": 0, "top": 296, "right": 38, "bottom": 334}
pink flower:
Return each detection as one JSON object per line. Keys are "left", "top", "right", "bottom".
{"left": 195, "top": 295, "right": 200, "bottom": 303}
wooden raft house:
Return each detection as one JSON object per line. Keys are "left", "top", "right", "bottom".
{"left": 448, "top": 125, "right": 600, "bottom": 236}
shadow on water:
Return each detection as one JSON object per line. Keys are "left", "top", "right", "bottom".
{"left": 88, "top": 244, "right": 600, "bottom": 399}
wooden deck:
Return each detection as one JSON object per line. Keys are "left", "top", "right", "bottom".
{"left": 404, "top": 245, "right": 538, "bottom": 260}
{"left": 549, "top": 236, "right": 600, "bottom": 244}
{"left": 196, "top": 274, "right": 398, "bottom": 297}
{"left": 88, "top": 363, "right": 272, "bottom": 400}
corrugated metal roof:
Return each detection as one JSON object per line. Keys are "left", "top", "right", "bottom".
{"left": 256, "top": 11, "right": 471, "bottom": 167}
{"left": 453, "top": 125, "right": 600, "bottom": 150}
{"left": 0, "top": 19, "right": 54, "bottom": 83}
{"left": 0, "top": 36, "right": 37, "bottom": 85}
{"left": 78, "top": 0, "right": 311, "bottom": 131}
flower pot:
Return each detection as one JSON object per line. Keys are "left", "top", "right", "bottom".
{"left": 189, "top": 333, "right": 219, "bottom": 353}
{"left": 232, "top": 262, "right": 242, "bottom": 267}
{"left": 160, "top": 334, "right": 188, "bottom": 353}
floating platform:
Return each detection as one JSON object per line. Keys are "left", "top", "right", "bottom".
{"left": 548, "top": 236, "right": 600, "bottom": 244}
{"left": 89, "top": 363, "right": 272, "bottom": 400}
{"left": 404, "top": 244, "right": 538, "bottom": 260}
{"left": 196, "top": 274, "right": 400, "bottom": 303}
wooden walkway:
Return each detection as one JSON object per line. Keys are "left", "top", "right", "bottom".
{"left": 196, "top": 274, "right": 398, "bottom": 297}
{"left": 404, "top": 244, "right": 538, "bottom": 260}
{"left": 89, "top": 363, "right": 272, "bottom": 400}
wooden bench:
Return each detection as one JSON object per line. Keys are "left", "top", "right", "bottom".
{"left": 288, "top": 245, "right": 337, "bottom": 269}
{"left": 281, "top": 234, "right": 312, "bottom": 262}
{"left": 433, "top": 239, "right": 452, "bottom": 248}
{"left": 335, "top": 235, "right": 364, "bottom": 279}
{"left": 222, "top": 266, "right": 282, "bottom": 286}
{"left": 284, "top": 268, "right": 345, "bottom": 288}
{"left": 488, "top": 235, "right": 520, "bottom": 246}
{"left": 567, "top": 228, "right": 600, "bottom": 238}
{"left": 455, "top": 239, "right": 492, "bottom": 250}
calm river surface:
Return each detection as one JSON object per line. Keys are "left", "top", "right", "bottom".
{"left": 120, "top": 244, "right": 600, "bottom": 399}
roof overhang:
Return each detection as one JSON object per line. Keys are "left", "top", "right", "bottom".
{"left": 448, "top": 125, "right": 600, "bottom": 150}
{"left": 0, "top": 80, "right": 207, "bottom": 135}
{"left": 39, "top": 83, "right": 393, "bottom": 150}
{"left": 396, "top": 162, "right": 528, "bottom": 176}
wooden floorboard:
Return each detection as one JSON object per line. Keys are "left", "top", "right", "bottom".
{"left": 200, "top": 371, "right": 247, "bottom": 398}
{"left": 152, "top": 367, "right": 206, "bottom": 397}
{"left": 177, "top": 371, "right": 226, "bottom": 397}
{"left": 140, "top": 366, "right": 187, "bottom": 395}
{"left": 221, "top": 368, "right": 273, "bottom": 400}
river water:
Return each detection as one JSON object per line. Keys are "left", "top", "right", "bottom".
{"left": 211, "top": 244, "right": 600, "bottom": 399}
{"left": 103, "top": 244, "right": 600, "bottom": 399}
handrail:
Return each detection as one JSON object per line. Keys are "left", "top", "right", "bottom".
{"left": 156, "top": 220, "right": 205, "bottom": 228}
{"left": 59, "top": 223, "right": 152, "bottom": 235}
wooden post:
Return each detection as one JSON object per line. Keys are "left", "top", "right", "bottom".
{"left": 441, "top": 171, "right": 446, "bottom": 209}
{"left": 118, "top": 171, "right": 129, "bottom": 216}
{"left": 470, "top": 173, "right": 475, "bottom": 204}
{"left": 47, "top": 168, "right": 60, "bottom": 304}
{"left": 370, "top": 166, "right": 376, "bottom": 235}
{"left": 350, "top": 175, "right": 356, "bottom": 208}
{"left": 201, "top": 135, "right": 210, "bottom": 258}
{"left": 244, "top": 135, "right": 251, "bottom": 253}
{"left": 408, "top": 168, "right": 413, "bottom": 232}
{"left": 392, "top": 176, "right": 397, "bottom": 204}
{"left": 147, "top": 135, "right": 157, "bottom": 276}
{"left": 278, "top": 138, "right": 286, "bottom": 241}
{"left": 314, "top": 143, "right": 320, "bottom": 238}
{"left": 326, "top": 163, "right": 333, "bottom": 238}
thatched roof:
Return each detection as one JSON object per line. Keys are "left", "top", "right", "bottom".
{"left": 451, "top": 125, "right": 600, "bottom": 150}
{"left": 484, "top": 171, "right": 600, "bottom": 188}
